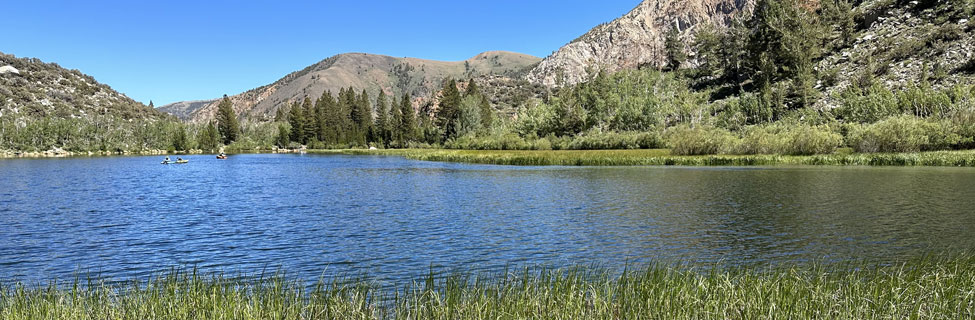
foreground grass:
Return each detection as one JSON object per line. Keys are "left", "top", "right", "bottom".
{"left": 3, "top": 257, "right": 975, "bottom": 319}
{"left": 314, "top": 148, "right": 975, "bottom": 167}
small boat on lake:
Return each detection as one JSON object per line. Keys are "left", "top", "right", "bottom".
{"left": 216, "top": 153, "right": 228, "bottom": 159}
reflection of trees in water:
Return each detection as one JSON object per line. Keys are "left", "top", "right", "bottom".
{"left": 543, "top": 167, "right": 975, "bottom": 270}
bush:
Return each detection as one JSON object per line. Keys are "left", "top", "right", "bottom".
{"left": 566, "top": 131, "right": 662, "bottom": 150}
{"left": 846, "top": 115, "right": 960, "bottom": 152}
{"left": 732, "top": 126, "right": 787, "bottom": 155}
{"left": 445, "top": 133, "right": 531, "bottom": 150}
{"left": 784, "top": 125, "right": 843, "bottom": 155}
{"left": 836, "top": 83, "right": 899, "bottom": 123}
{"left": 666, "top": 126, "right": 735, "bottom": 155}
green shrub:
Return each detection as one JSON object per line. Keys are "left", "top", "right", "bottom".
{"left": 897, "top": 85, "right": 953, "bottom": 118}
{"left": 836, "top": 83, "right": 899, "bottom": 123}
{"left": 846, "top": 115, "right": 960, "bottom": 152}
{"left": 784, "top": 125, "right": 843, "bottom": 155}
{"left": 445, "top": 133, "right": 531, "bottom": 150}
{"left": 666, "top": 126, "right": 735, "bottom": 155}
{"left": 732, "top": 126, "right": 786, "bottom": 155}
{"left": 566, "top": 131, "right": 662, "bottom": 150}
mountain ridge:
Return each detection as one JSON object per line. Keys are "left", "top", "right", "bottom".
{"left": 160, "top": 51, "right": 540, "bottom": 123}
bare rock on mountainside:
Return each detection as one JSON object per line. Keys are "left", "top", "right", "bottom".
{"left": 163, "top": 51, "right": 540, "bottom": 123}
{"left": 0, "top": 52, "right": 169, "bottom": 122}
{"left": 526, "top": 0, "right": 753, "bottom": 87}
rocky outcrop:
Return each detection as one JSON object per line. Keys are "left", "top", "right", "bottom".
{"left": 526, "top": 0, "right": 753, "bottom": 87}
{"left": 162, "top": 51, "right": 540, "bottom": 123}
{"left": 0, "top": 65, "right": 20, "bottom": 75}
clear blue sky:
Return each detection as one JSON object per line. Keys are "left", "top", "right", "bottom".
{"left": 2, "top": 1, "right": 638, "bottom": 106}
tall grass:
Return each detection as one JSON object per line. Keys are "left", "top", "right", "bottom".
{"left": 3, "top": 256, "right": 974, "bottom": 319}
{"left": 319, "top": 149, "right": 975, "bottom": 167}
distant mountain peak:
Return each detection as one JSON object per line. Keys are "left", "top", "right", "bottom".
{"left": 160, "top": 51, "right": 540, "bottom": 122}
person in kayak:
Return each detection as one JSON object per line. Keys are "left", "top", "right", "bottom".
{"left": 164, "top": 156, "right": 170, "bottom": 162}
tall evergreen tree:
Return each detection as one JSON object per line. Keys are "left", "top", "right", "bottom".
{"left": 197, "top": 121, "right": 220, "bottom": 151}
{"left": 171, "top": 124, "right": 188, "bottom": 151}
{"left": 288, "top": 101, "right": 305, "bottom": 144}
{"left": 352, "top": 89, "right": 372, "bottom": 145}
{"left": 436, "top": 79, "right": 462, "bottom": 140}
{"left": 462, "top": 79, "right": 494, "bottom": 130}
{"left": 215, "top": 95, "right": 240, "bottom": 145}
{"left": 301, "top": 96, "right": 316, "bottom": 144}
{"left": 275, "top": 123, "right": 290, "bottom": 148}
{"left": 478, "top": 95, "right": 494, "bottom": 130}
{"left": 375, "top": 90, "right": 389, "bottom": 145}
{"left": 399, "top": 94, "right": 416, "bottom": 143}
{"left": 318, "top": 91, "right": 340, "bottom": 144}
{"left": 664, "top": 25, "right": 686, "bottom": 71}
{"left": 389, "top": 95, "right": 402, "bottom": 146}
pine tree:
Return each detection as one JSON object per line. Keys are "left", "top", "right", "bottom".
{"left": 479, "top": 95, "right": 494, "bottom": 130}
{"left": 664, "top": 25, "right": 686, "bottom": 71}
{"left": 197, "top": 121, "right": 220, "bottom": 151}
{"left": 301, "top": 96, "right": 316, "bottom": 144}
{"left": 318, "top": 91, "right": 339, "bottom": 144}
{"left": 275, "top": 123, "right": 290, "bottom": 148}
{"left": 288, "top": 101, "right": 305, "bottom": 144}
{"left": 436, "top": 79, "right": 462, "bottom": 140}
{"left": 274, "top": 106, "right": 287, "bottom": 122}
{"left": 389, "top": 95, "right": 403, "bottom": 146}
{"left": 464, "top": 79, "right": 480, "bottom": 98}
{"left": 171, "top": 124, "right": 188, "bottom": 151}
{"left": 463, "top": 79, "right": 494, "bottom": 130}
{"left": 215, "top": 95, "right": 239, "bottom": 145}
{"left": 352, "top": 89, "right": 372, "bottom": 146}
{"left": 399, "top": 94, "right": 415, "bottom": 143}
{"left": 375, "top": 90, "right": 389, "bottom": 145}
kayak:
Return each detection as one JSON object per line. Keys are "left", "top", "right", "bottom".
{"left": 176, "top": 160, "right": 189, "bottom": 164}
{"left": 216, "top": 155, "right": 227, "bottom": 159}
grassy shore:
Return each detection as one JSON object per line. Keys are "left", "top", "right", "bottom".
{"left": 2, "top": 257, "right": 974, "bottom": 319}
{"left": 314, "top": 148, "right": 975, "bottom": 167}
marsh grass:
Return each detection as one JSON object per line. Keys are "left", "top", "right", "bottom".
{"left": 316, "top": 148, "right": 975, "bottom": 167}
{"left": 3, "top": 256, "right": 975, "bottom": 319}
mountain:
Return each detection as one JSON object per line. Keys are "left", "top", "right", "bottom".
{"left": 526, "top": 0, "right": 753, "bottom": 87}
{"left": 160, "top": 51, "right": 541, "bottom": 123}
{"left": 0, "top": 51, "right": 169, "bottom": 122}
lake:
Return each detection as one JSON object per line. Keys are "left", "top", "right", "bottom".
{"left": 1, "top": 154, "right": 973, "bottom": 284}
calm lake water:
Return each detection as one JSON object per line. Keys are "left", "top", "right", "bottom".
{"left": 1, "top": 154, "right": 974, "bottom": 284}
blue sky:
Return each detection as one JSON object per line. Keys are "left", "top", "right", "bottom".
{"left": 2, "top": 1, "right": 638, "bottom": 106}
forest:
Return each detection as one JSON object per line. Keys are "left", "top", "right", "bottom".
{"left": 2, "top": 0, "right": 974, "bottom": 156}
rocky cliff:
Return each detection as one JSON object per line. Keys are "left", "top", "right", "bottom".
{"left": 526, "top": 0, "right": 753, "bottom": 87}
{"left": 161, "top": 51, "right": 540, "bottom": 123}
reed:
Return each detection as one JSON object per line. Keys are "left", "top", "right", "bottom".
{"left": 314, "top": 149, "right": 975, "bottom": 167}
{"left": 2, "top": 256, "right": 974, "bottom": 319}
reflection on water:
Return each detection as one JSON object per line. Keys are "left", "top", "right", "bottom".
{"left": 1, "top": 154, "right": 973, "bottom": 284}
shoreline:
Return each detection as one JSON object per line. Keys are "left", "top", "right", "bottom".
{"left": 6, "top": 148, "right": 975, "bottom": 167}
{"left": 313, "top": 148, "right": 975, "bottom": 167}
{"left": 2, "top": 256, "right": 972, "bottom": 319}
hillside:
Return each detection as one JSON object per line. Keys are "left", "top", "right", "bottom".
{"left": 161, "top": 51, "right": 541, "bottom": 123}
{"left": 1, "top": 52, "right": 168, "bottom": 122}
{"left": 526, "top": 0, "right": 754, "bottom": 87}
{"left": 1, "top": 52, "right": 181, "bottom": 153}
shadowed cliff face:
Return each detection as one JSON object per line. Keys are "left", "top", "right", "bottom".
{"left": 526, "top": 0, "right": 754, "bottom": 87}
{"left": 161, "top": 51, "right": 540, "bottom": 123}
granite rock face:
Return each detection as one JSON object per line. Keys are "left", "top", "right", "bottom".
{"left": 526, "top": 0, "right": 753, "bottom": 87}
